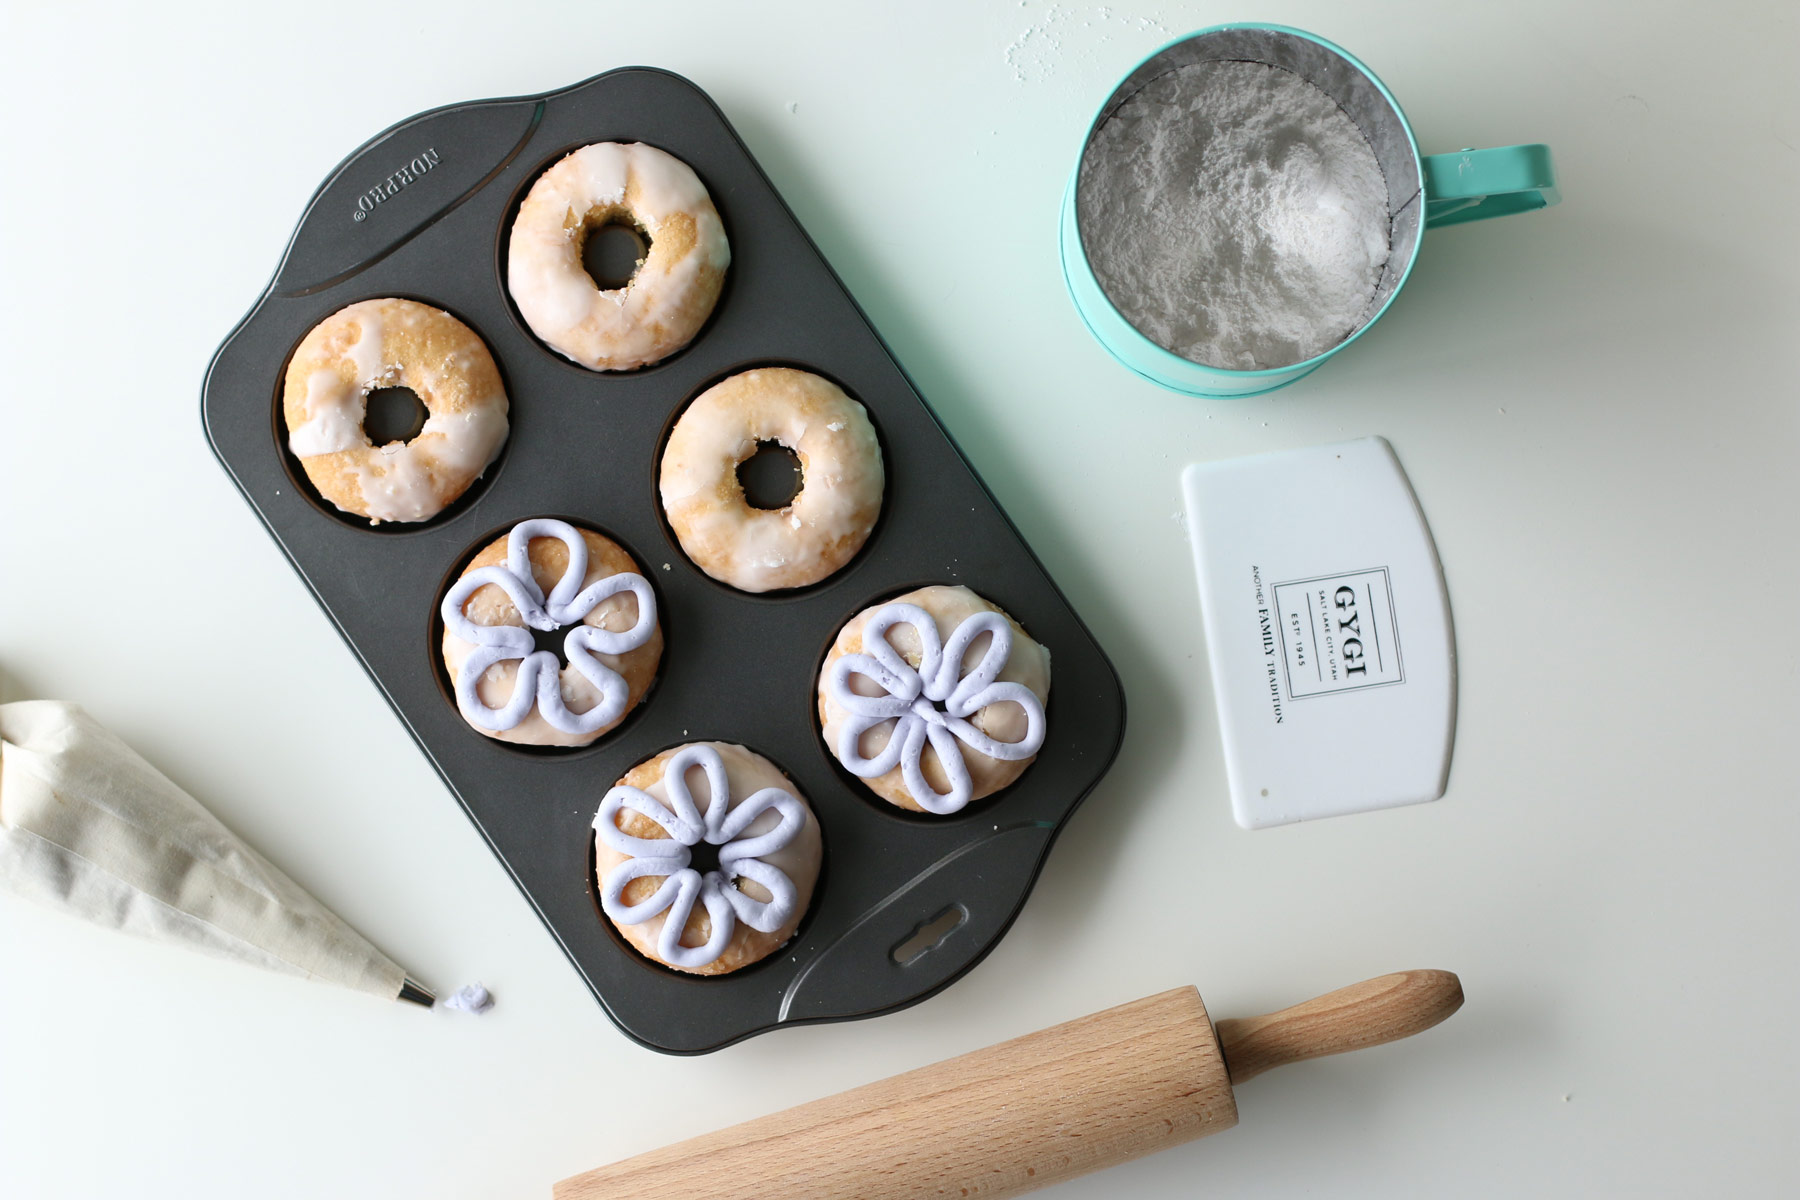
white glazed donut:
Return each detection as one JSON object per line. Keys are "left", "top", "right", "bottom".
{"left": 818, "top": 585, "right": 1050, "bottom": 814}
{"left": 507, "top": 142, "right": 730, "bottom": 371}
{"left": 281, "top": 298, "right": 509, "bottom": 524}
{"left": 439, "top": 518, "right": 662, "bottom": 748}
{"left": 593, "top": 742, "right": 822, "bottom": 976}
{"left": 660, "top": 367, "right": 884, "bottom": 593}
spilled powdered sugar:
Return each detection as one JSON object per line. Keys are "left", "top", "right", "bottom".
{"left": 1078, "top": 61, "right": 1391, "bottom": 370}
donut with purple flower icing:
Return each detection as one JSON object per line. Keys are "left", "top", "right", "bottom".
{"left": 439, "top": 518, "right": 662, "bottom": 748}
{"left": 817, "top": 585, "right": 1050, "bottom": 815}
{"left": 593, "top": 742, "right": 822, "bottom": 975}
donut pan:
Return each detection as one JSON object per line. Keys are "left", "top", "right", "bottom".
{"left": 201, "top": 68, "right": 1125, "bottom": 1053}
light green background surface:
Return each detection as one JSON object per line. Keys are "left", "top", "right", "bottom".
{"left": 1, "top": 1, "right": 1795, "bottom": 1196}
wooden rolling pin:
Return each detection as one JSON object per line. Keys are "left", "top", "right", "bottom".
{"left": 556, "top": 969, "right": 1462, "bottom": 1199}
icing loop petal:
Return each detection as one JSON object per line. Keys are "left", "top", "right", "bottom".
{"left": 835, "top": 711, "right": 909, "bottom": 778}
{"left": 828, "top": 603, "right": 1048, "bottom": 813}
{"left": 714, "top": 787, "right": 807, "bottom": 861}
{"left": 562, "top": 573, "right": 659, "bottom": 649}
{"left": 721, "top": 858, "right": 798, "bottom": 933}
{"left": 906, "top": 721, "right": 974, "bottom": 814}
{"left": 658, "top": 878, "right": 736, "bottom": 969}
{"left": 591, "top": 745, "right": 806, "bottom": 969}
{"left": 862, "top": 604, "right": 943, "bottom": 690}
{"left": 506, "top": 518, "right": 582, "bottom": 613}
{"left": 596, "top": 785, "right": 704, "bottom": 855}
{"left": 948, "top": 681, "right": 1048, "bottom": 761}
{"left": 555, "top": 628, "right": 634, "bottom": 733}
{"left": 664, "top": 744, "right": 733, "bottom": 833}
{"left": 453, "top": 646, "right": 552, "bottom": 731}
{"left": 827, "top": 654, "right": 917, "bottom": 717}
{"left": 600, "top": 858, "right": 694, "bottom": 924}
{"left": 442, "top": 566, "right": 554, "bottom": 639}
{"left": 938, "top": 611, "right": 1014, "bottom": 710}
{"left": 441, "top": 519, "right": 657, "bottom": 736}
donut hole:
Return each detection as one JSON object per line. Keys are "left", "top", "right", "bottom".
{"left": 686, "top": 839, "right": 724, "bottom": 878}
{"left": 362, "top": 386, "right": 429, "bottom": 446}
{"left": 736, "top": 440, "right": 804, "bottom": 510}
{"left": 527, "top": 622, "right": 573, "bottom": 668}
{"left": 580, "top": 214, "right": 651, "bottom": 291}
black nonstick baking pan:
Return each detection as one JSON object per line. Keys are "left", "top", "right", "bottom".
{"left": 202, "top": 67, "right": 1125, "bottom": 1053}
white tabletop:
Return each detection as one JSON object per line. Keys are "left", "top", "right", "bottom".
{"left": 2, "top": 1, "right": 1795, "bottom": 1196}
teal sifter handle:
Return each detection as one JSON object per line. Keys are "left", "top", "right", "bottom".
{"left": 1421, "top": 143, "right": 1559, "bottom": 227}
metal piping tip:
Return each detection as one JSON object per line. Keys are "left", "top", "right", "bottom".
{"left": 398, "top": 977, "right": 437, "bottom": 1008}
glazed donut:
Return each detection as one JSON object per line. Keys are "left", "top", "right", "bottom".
{"left": 593, "top": 742, "right": 822, "bottom": 976}
{"left": 282, "top": 298, "right": 509, "bottom": 524}
{"left": 660, "top": 367, "right": 884, "bottom": 592}
{"left": 439, "top": 518, "right": 662, "bottom": 748}
{"left": 818, "top": 585, "right": 1050, "bottom": 814}
{"left": 507, "top": 142, "right": 729, "bottom": 371}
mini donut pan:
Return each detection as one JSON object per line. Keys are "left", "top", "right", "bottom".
{"left": 202, "top": 68, "right": 1125, "bottom": 1053}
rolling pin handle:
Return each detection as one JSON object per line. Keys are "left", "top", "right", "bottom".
{"left": 1215, "top": 969, "right": 1464, "bottom": 1085}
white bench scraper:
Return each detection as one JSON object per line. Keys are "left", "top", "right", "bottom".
{"left": 1181, "top": 437, "right": 1456, "bottom": 828}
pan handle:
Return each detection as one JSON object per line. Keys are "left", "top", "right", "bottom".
{"left": 773, "top": 821, "right": 1054, "bottom": 1026}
